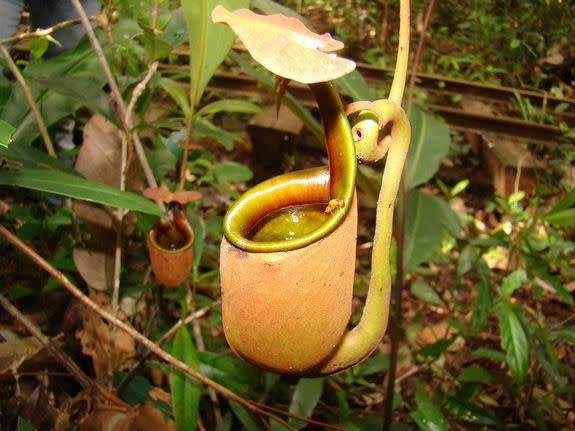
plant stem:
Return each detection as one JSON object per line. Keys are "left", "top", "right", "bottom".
{"left": 0, "top": 44, "right": 56, "bottom": 157}
{"left": 178, "top": 1, "right": 208, "bottom": 192}
{"left": 388, "top": 0, "right": 411, "bottom": 105}
{"left": 69, "top": 0, "right": 162, "bottom": 209}
{"left": 383, "top": 1, "right": 435, "bottom": 430}
{"left": 0, "top": 224, "right": 342, "bottom": 431}
{"left": 0, "top": 291, "right": 126, "bottom": 406}
{"left": 0, "top": 15, "right": 101, "bottom": 45}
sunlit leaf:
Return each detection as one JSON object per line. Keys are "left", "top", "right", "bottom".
{"left": 182, "top": 0, "right": 249, "bottom": 105}
{"left": 212, "top": 6, "right": 355, "bottom": 83}
{"left": 499, "top": 270, "right": 527, "bottom": 297}
{"left": 405, "top": 105, "right": 451, "bottom": 190}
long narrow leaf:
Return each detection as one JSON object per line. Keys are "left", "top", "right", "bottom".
{"left": 0, "top": 168, "right": 162, "bottom": 216}
{"left": 0, "top": 119, "right": 15, "bottom": 148}
{"left": 170, "top": 326, "right": 202, "bottom": 431}
{"left": 182, "top": 0, "right": 249, "bottom": 106}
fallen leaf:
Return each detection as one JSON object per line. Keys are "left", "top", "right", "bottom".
{"left": 212, "top": 6, "right": 355, "bottom": 83}
{"left": 75, "top": 293, "right": 136, "bottom": 384}
{"left": 79, "top": 403, "right": 175, "bottom": 431}
{"left": 416, "top": 320, "right": 465, "bottom": 353}
{"left": 73, "top": 115, "right": 143, "bottom": 291}
{"left": 0, "top": 336, "right": 43, "bottom": 375}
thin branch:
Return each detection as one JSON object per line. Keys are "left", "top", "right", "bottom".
{"left": 0, "top": 44, "right": 56, "bottom": 157}
{"left": 0, "top": 291, "right": 127, "bottom": 407}
{"left": 110, "top": 61, "right": 159, "bottom": 384}
{"left": 0, "top": 224, "right": 337, "bottom": 431}
{"left": 126, "top": 62, "right": 159, "bottom": 125}
{"left": 69, "top": 0, "right": 163, "bottom": 210}
{"left": 406, "top": 0, "right": 436, "bottom": 115}
{"left": 116, "top": 300, "right": 219, "bottom": 393}
{"left": 0, "top": 15, "right": 101, "bottom": 45}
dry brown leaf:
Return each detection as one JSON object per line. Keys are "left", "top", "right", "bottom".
{"left": 212, "top": 6, "right": 355, "bottom": 83}
{"left": 75, "top": 293, "right": 136, "bottom": 384}
{"left": 73, "top": 114, "right": 143, "bottom": 291}
{"left": 73, "top": 248, "right": 113, "bottom": 292}
{"left": 0, "top": 336, "right": 43, "bottom": 375}
{"left": 80, "top": 403, "right": 175, "bottom": 431}
{"left": 416, "top": 320, "right": 465, "bottom": 353}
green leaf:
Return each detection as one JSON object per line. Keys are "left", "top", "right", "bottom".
{"left": 523, "top": 253, "right": 573, "bottom": 305}
{"left": 159, "top": 77, "right": 191, "bottom": 121}
{"left": 471, "top": 280, "right": 492, "bottom": 332}
{"left": 1, "top": 39, "right": 111, "bottom": 147}
{"left": 510, "top": 38, "right": 521, "bottom": 49}
{"left": 411, "top": 386, "right": 448, "bottom": 431}
{"left": 0, "top": 119, "right": 15, "bottom": 148}
{"left": 499, "top": 270, "right": 527, "bottom": 297}
{"left": 229, "top": 400, "right": 267, "bottom": 431}
{"left": 417, "top": 337, "right": 456, "bottom": 358}
{"left": 497, "top": 302, "right": 529, "bottom": 384}
{"left": 442, "top": 396, "right": 501, "bottom": 427}
{"left": 187, "top": 209, "right": 206, "bottom": 279}
{"left": 197, "top": 99, "right": 262, "bottom": 117}
{"left": 182, "top": 0, "right": 249, "bottom": 105}
{"left": 1, "top": 142, "right": 75, "bottom": 173}
{"left": 544, "top": 208, "right": 575, "bottom": 227}
{"left": 208, "top": 161, "right": 253, "bottom": 183}
{"left": 193, "top": 116, "right": 241, "bottom": 150}
{"left": 404, "top": 190, "right": 459, "bottom": 270}
{"left": 404, "top": 105, "right": 451, "bottom": 190}
{"left": 170, "top": 326, "right": 201, "bottom": 431}
{"left": 198, "top": 351, "right": 260, "bottom": 397}
{"left": 357, "top": 353, "right": 390, "bottom": 376}
{"left": 336, "top": 70, "right": 373, "bottom": 101}
{"left": 118, "top": 374, "right": 153, "bottom": 405}
{"left": 29, "top": 37, "right": 50, "bottom": 60}
{"left": 281, "top": 378, "right": 324, "bottom": 430}
{"left": 17, "top": 417, "right": 37, "bottom": 431}
{"left": 457, "top": 365, "right": 493, "bottom": 383}
{"left": 472, "top": 348, "right": 506, "bottom": 362}
{"left": 0, "top": 168, "right": 162, "bottom": 216}
{"left": 410, "top": 280, "right": 443, "bottom": 306}
{"left": 546, "top": 187, "right": 575, "bottom": 215}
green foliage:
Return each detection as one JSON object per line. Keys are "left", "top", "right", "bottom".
{"left": 170, "top": 326, "right": 202, "bottom": 431}
{"left": 0, "top": 168, "right": 162, "bottom": 216}
{"left": 0, "top": 119, "right": 15, "bottom": 148}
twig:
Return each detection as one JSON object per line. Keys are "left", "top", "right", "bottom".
{"left": 110, "top": 61, "right": 159, "bottom": 386}
{"left": 126, "top": 62, "right": 159, "bottom": 125}
{"left": 406, "top": 0, "right": 436, "bottom": 115}
{"left": 0, "top": 15, "right": 101, "bottom": 46}
{"left": 0, "top": 44, "right": 56, "bottom": 157}
{"left": 0, "top": 224, "right": 338, "bottom": 431}
{"left": 0, "top": 291, "right": 127, "bottom": 407}
{"left": 69, "top": 0, "right": 163, "bottom": 210}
